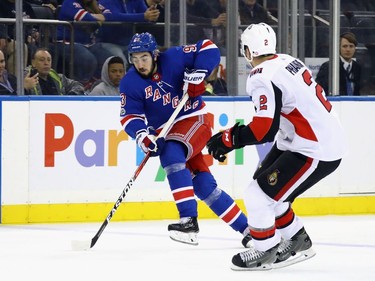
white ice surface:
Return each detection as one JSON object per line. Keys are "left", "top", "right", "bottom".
{"left": 0, "top": 215, "right": 374, "bottom": 281}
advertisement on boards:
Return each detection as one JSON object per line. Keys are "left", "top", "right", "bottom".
{"left": 23, "top": 99, "right": 265, "bottom": 204}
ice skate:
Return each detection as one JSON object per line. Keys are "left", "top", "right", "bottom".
{"left": 231, "top": 244, "right": 278, "bottom": 271}
{"left": 272, "top": 227, "right": 316, "bottom": 269}
{"left": 168, "top": 217, "right": 199, "bottom": 245}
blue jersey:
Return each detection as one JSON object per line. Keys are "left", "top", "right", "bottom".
{"left": 98, "top": 0, "right": 148, "bottom": 45}
{"left": 99, "top": 0, "right": 147, "bottom": 22}
{"left": 120, "top": 39, "right": 220, "bottom": 138}
{"left": 57, "top": 0, "right": 110, "bottom": 44}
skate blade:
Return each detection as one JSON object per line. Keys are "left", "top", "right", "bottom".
{"left": 169, "top": 230, "right": 198, "bottom": 246}
{"left": 272, "top": 248, "right": 316, "bottom": 269}
{"left": 231, "top": 263, "right": 272, "bottom": 271}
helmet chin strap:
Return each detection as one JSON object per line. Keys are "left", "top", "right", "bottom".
{"left": 244, "top": 48, "right": 255, "bottom": 68}
{"left": 246, "top": 57, "right": 254, "bottom": 68}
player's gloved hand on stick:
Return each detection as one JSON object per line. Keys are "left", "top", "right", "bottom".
{"left": 136, "top": 127, "right": 165, "bottom": 157}
{"left": 183, "top": 69, "right": 207, "bottom": 97}
{"left": 207, "top": 122, "right": 243, "bottom": 162}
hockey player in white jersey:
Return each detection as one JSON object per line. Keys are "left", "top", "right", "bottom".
{"left": 207, "top": 23, "right": 347, "bottom": 270}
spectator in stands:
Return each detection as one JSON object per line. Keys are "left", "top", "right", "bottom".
{"left": 88, "top": 56, "right": 125, "bottom": 96}
{"left": 203, "top": 65, "right": 228, "bottom": 96}
{"left": 42, "top": 2, "right": 58, "bottom": 14}
{"left": 98, "top": 0, "right": 160, "bottom": 49}
{"left": 0, "top": 25, "right": 7, "bottom": 56}
{"left": 27, "top": 0, "right": 57, "bottom": 18}
{"left": 0, "top": 49, "right": 17, "bottom": 95}
{"left": 316, "top": 32, "right": 362, "bottom": 96}
{"left": 170, "top": 0, "right": 226, "bottom": 46}
{"left": 208, "top": 0, "right": 226, "bottom": 15}
{"left": 24, "top": 48, "right": 85, "bottom": 95}
{"left": 239, "top": 0, "right": 274, "bottom": 25}
{"left": 26, "top": 0, "right": 58, "bottom": 5}
{"left": 56, "top": 0, "right": 128, "bottom": 84}
{"left": 0, "top": 49, "right": 40, "bottom": 95}
{"left": 205, "top": 0, "right": 228, "bottom": 52}
{"left": 25, "top": 0, "right": 61, "bottom": 20}
{"left": 139, "top": 0, "right": 165, "bottom": 45}
{"left": 144, "top": 0, "right": 165, "bottom": 18}
{"left": 0, "top": 0, "right": 38, "bottom": 75}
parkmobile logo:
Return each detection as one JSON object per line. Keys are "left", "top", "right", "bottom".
{"left": 43, "top": 112, "right": 270, "bottom": 169}
{"left": 44, "top": 113, "right": 129, "bottom": 167}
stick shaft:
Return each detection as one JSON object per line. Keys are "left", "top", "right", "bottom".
{"left": 88, "top": 92, "right": 189, "bottom": 249}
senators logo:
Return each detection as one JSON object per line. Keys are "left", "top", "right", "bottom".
{"left": 267, "top": 169, "right": 279, "bottom": 186}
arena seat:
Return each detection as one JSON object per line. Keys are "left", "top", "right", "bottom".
{"left": 30, "top": 4, "right": 55, "bottom": 20}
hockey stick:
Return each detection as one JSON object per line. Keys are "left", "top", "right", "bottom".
{"left": 71, "top": 88, "right": 189, "bottom": 251}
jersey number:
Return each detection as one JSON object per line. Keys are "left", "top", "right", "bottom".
{"left": 302, "top": 70, "right": 332, "bottom": 112}
{"left": 183, "top": 45, "right": 197, "bottom": 53}
{"left": 120, "top": 93, "right": 126, "bottom": 106}
{"left": 259, "top": 94, "right": 268, "bottom": 110}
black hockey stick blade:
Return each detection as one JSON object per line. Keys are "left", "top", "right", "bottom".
{"left": 71, "top": 222, "right": 107, "bottom": 251}
{"left": 71, "top": 171, "right": 140, "bottom": 251}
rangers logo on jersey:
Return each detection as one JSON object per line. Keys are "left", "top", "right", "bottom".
{"left": 152, "top": 73, "right": 161, "bottom": 82}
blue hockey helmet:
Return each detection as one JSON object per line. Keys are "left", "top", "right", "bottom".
{"left": 128, "top": 32, "right": 158, "bottom": 62}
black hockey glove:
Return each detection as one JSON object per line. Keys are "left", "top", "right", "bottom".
{"left": 207, "top": 122, "right": 244, "bottom": 162}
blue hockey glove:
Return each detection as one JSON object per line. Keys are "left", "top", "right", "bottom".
{"left": 183, "top": 69, "right": 207, "bottom": 97}
{"left": 136, "top": 127, "right": 165, "bottom": 157}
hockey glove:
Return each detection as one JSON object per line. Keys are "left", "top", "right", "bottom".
{"left": 183, "top": 69, "right": 208, "bottom": 97}
{"left": 206, "top": 122, "right": 243, "bottom": 162}
{"left": 136, "top": 127, "right": 165, "bottom": 157}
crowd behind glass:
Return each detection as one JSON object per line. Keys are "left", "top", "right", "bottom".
{"left": 0, "top": 0, "right": 374, "bottom": 96}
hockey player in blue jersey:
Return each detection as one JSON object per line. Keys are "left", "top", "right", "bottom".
{"left": 120, "top": 32, "right": 251, "bottom": 246}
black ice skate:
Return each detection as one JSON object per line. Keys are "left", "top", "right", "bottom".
{"left": 168, "top": 217, "right": 199, "bottom": 245}
{"left": 231, "top": 244, "right": 279, "bottom": 271}
{"left": 273, "top": 227, "right": 316, "bottom": 269}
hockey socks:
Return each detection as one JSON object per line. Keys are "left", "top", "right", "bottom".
{"left": 193, "top": 172, "right": 248, "bottom": 233}
{"left": 167, "top": 168, "right": 197, "bottom": 218}
{"left": 210, "top": 191, "right": 248, "bottom": 233}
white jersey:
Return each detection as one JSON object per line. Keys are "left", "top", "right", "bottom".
{"left": 246, "top": 54, "right": 347, "bottom": 161}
